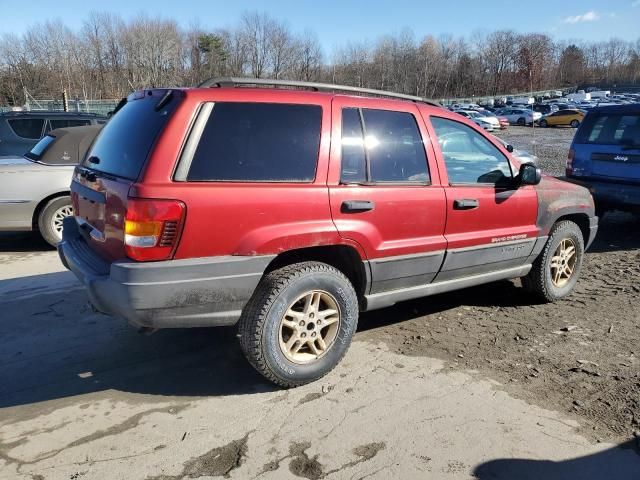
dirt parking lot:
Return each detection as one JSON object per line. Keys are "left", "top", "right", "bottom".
{"left": 1, "top": 127, "right": 639, "bottom": 479}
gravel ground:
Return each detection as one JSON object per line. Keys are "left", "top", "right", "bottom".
{"left": 361, "top": 125, "right": 640, "bottom": 443}
{"left": 495, "top": 125, "right": 576, "bottom": 176}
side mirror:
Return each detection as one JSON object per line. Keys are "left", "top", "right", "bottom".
{"left": 506, "top": 144, "right": 514, "bottom": 153}
{"left": 519, "top": 163, "right": 542, "bottom": 186}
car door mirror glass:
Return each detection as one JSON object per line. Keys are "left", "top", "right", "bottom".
{"left": 519, "top": 163, "right": 541, "bottom": 186}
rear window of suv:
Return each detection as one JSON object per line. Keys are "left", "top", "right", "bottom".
{"left": 575, "top": 112, "right": 640, "bottom": 145}
{"left": 185, "top": 102, "right": 322, "bottom": 182}
{"left": 8, "top": 118, "right": 44, "bottom": 139}
{"left": 83, "top": 90, "right": 181, "bottom": 180}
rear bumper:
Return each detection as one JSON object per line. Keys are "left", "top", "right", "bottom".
{"left": 566, "top": 177, "right": 640, "bottom": 211}
{"left": 58, "top": 217, "right": 274, "bottom": 328}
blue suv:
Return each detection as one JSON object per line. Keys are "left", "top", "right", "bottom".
{"left": 567, "top": 104, "right": 640, "bottom": 216}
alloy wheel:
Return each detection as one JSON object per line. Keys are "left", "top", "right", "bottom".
{"left": 550, "top": 238, "right": 577, "bottom": 287}
{"left": 278, "top": 290, "right": 341, "bottom": 364}
{"left": 51, "top": 205, "right": 73, "bottom": 240}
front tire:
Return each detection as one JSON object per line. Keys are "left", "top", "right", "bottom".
{"left": 522, "top": 221, "right": 584, "bottom": 302}
{"left": 238, "top": 262, "right": 359, "bottom": 388}
{"left": 37, "top": 196, "right": 73, "bottom": 247}
{"left": 570, "top": 119, "right": 580, "bottom": 128}
{"left": 517, "top": 117, "right": 526, "bottom": 126}
{"left": 539, "top": 119, "right": 548, "bottom": 128}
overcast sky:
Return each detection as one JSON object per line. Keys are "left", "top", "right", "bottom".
{"left": 0, "top": 0, "right": 638, "bottom": 51}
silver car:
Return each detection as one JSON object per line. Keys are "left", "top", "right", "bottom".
{"left": 0, "top": 125, "right": 102, "bottom": 246}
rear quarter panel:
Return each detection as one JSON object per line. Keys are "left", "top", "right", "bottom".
{"left": 134, "top": 89, "right": 346, "bottom": 259}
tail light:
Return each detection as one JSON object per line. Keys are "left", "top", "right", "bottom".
{"left": 566, "top": 149, "right": 575, "bottom": 176}
{"left": 124, "top": 198, "right": 185, "bottom": 261}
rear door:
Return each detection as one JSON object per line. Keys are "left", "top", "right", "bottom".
{"left": 328, "top": 97, "right": 447, "bottom": 294}
{"left": 72, "top": 89, "right": 183, "bottom": 261}
{"left": 426, "top": 115, "right": 539, "bottom": 281}
{"left": 572, "top": 111, "right": 640, "bottom": 183}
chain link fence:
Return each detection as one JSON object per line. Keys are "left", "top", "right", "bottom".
{"left": 0, "top": 99, "right": 119, "bottom": 116}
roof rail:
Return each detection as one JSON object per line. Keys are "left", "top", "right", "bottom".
{"left": 198, "top": 77, "right": 441, "bottom": 107}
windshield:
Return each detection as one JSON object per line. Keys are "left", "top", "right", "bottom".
{"left": 24, "top": 134, "right": 55, "bottom": 161}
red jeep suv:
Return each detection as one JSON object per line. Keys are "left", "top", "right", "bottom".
{"left": 59, "top": 78, "right": 598, "bottom": 387}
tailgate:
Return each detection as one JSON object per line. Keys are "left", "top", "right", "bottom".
{"left": 71, "top": 172, "right": 132, "bottom": 261}
{"left": 591, "top": 151, "right": 640, "bottom": 183}
{"left": 71, "top": 89, "right": 183, "bottom": 262}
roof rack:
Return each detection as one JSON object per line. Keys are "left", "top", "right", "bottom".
{"left": 198, "top": 77, "right": 441, "bottom": 107}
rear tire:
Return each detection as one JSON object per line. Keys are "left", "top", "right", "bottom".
{"left": 238, "top": 262, "right": 359, "bottom": 388}
{"left": 570, "top": 119, "right": 580, "bottom": 128}
{"left": 517, "top": 117, "right": 526, "bottom": 126}
{"left": 522, "top": 221, "right": 584, "bottom": 302}
{"left": 37, "top": 196, "right": 73, "bottom": 247}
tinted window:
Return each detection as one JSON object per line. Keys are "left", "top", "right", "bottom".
{"left": 25, "top": 135, "right": 55, "bottom": 160}
{"left": 50, "top": 119, "right": 91, "bottom": 130}
{"left": 341, "top": 108, "right": 367, "bottom": 183}
{"left": 431, "top": 117, "right": 513, "bottom": 185}
{"left": 84, "top": 91, "right": 181, "bottom": 180}
{"left": 576, "top": 113, "right": 640, "bottom": 145}
{"left": 8, "top": 118, "right": 44, "bottom": 139}
{"left": 187, "top": 103, "right": 321, "bottom": 182}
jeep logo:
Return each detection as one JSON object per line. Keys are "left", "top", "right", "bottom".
{"left": 614, "top": 155, "right": 629, "bottom": 162}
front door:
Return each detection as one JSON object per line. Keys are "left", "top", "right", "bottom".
{"left": 328, "top": 97, "right": 447, "bottom": 294}
{"left": 426, "top": 115, "right": 539, "bottom": 281}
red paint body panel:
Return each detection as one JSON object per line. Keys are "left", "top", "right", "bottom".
{"left": 135, "top": 89, "right": 345, "bottom": 259}
{"left": 328, "top": 96, "right": 447, "bottom": 259}
{"left": 418, "top": 106, "right": 540, "bottom": 250}
{"left": 72, "top": 173, "right": 132, "bottom": 262}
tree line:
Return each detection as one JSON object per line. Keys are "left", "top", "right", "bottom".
{"left": 1, "top": 11, "right": 639, "bottom": 105}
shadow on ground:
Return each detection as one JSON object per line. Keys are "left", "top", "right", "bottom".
{"left": 0, "top": 231, "right": 51, "bottom": 253}
{"left": 473, "top": 439, "right": 640, "bottom": 480}
{"left": 0, "top": 287, "right": 274, "bottom": 410}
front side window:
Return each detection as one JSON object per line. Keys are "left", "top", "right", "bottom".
{"left": 431, "top": 116, "right": 513, "bottom": 186}
{"left": 8, "top": 118, "right": 44, "bottom": 139}
{"left": 340, "top": 107, "right": 429, "bottom": 184}
{"left": 187, "top": 103, "right": 322, "bottom": 182}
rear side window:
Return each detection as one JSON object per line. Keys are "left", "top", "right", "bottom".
{"left": 186, "top": 103, "right": 321, "bottom": 182}
{"left": 83, "top": 90, "right": 181, "bottom": 180}
{"left": 8, "top": 118, "right": 44, "bottom": 139}
{"left": 576, "top": 113, "right": 640, "bottom": 145}
{"left": 49, "top": 119, "right": 91, "bottom": 130}
{"left": 340, "top": 107, "right": 429, "bottom": 184}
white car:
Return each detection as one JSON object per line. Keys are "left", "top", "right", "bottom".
{"left": 454, "top": 110, "right": 498, "bottom": 131}
{"left": 497, "top": 108, "right": 542, "bottom": 126}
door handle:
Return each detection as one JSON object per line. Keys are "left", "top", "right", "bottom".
{"left": 341, "top": 200, "right": 375, "bottom": 213}
{"left": 453, "top": 199, "right": 479, "bottom": 210}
